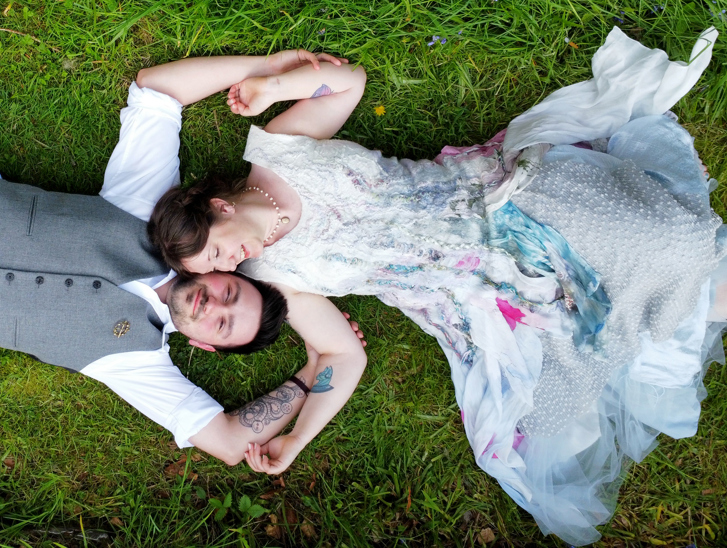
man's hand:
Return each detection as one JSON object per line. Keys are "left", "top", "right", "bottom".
{"left": 245, "top": 435, "right": 305, "bottom": 475}
{"left": 265, "top": 49, "right": 348, "bottom": 76}
{"left": 303, "top": 312, "right": 364, "bottom": 369}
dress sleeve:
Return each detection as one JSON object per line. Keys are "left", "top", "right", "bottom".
{"left": 503, "top": 27, "right": 718, "bottom": 151}
{"left": 82, "top": 349, "right": 223, "bottom": 448}
{"left": 101, "top": 83, "right": 183, "bottom": 221}
{"left": 606, "top": 115, "right": 709, "bottom": 203}
{"left": 242, "top": 125, "right": 312, "bottom": 172}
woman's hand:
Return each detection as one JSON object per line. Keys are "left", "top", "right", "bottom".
{"left": 227, "top": 77, "right": 272, "bottom": 116}
{"left": 227, "top": 50, "right": 350, "bottom": 116}
{"left": 244, "top": 435, "right": 306, "bottom": 475}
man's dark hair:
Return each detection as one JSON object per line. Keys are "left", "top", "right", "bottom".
{"left": 147, "top": 175, "right": 247, "bottom": 275}
{"left": 217, "top": 271, "right": 288, "bottom": 355}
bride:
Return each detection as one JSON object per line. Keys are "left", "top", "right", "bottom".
{"left": 142, "top": 28, "right": 725, "bottom": 546}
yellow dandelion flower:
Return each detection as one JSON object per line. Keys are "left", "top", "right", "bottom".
{"left": 374, "top": 105, "right": 386, "bottom": 116}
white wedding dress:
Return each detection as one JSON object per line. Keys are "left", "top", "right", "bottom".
{"left": 241, "top": 27, "right": 725, "bottom": 545}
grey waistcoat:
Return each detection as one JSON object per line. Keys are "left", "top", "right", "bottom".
{"left": 0, "top": 180, "right": 170, "bottom": 371}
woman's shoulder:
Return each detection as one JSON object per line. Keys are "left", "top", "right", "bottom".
{"left": 244, "top": 125, "right": 373, "bottom": 172}
{"left": 244, "top": 125, "right": 317, "bottom": 166}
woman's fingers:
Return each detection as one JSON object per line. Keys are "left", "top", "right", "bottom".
{"left": 227, "top": 83, "right": 243, "bottom": 114}
{"left": 245, "top": 442, "right": 265, "bottom": 472}
{"left": 245, "top": 442, "right": 276, "bottom": 474}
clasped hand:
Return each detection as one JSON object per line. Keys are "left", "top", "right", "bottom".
{"left": 227, "top": 49, "right": 348, "bottom": 116}
{"left": 244, "top": 313, "right": 366, "bottom": 475}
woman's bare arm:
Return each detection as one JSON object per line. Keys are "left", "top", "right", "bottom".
{"left": 229, "top": 61, "right": 367, "bottom": 140}
{"left": 188, "top": 303, "right": 366, "bottom": 468}
{"left": 244, "top": 286, "right": 368, "bottom": 474}
{"left": 135, "top": 50, "right": 346, "bottom": 106}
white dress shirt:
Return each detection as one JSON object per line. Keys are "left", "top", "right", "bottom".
{"left": 83, "top": 83, "right": 223, "bottom": 448}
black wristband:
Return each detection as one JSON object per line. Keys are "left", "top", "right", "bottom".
{"left": 289, "top": 375, "right": 310, "bottom": 395}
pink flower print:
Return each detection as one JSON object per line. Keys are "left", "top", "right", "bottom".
{"left": 496, "top": 298, "right": 526, "bottom": 331}
{"left": 512, "top": 431, "right": 524, "bottom": 450}
{"left": 483, "top": 430, "right": 526, "bottom": 459}
{"left": 455, "top": 255, "right": 480, "bottom": 271}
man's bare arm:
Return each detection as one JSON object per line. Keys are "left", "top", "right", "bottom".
{"left": 188, "top": 361, "right": 316, "bottom": 466}
{"left": 189, "top": 296, "right": 366, "bottom": 467}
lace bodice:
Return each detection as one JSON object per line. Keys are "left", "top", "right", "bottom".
{"left": 242, "top": 125, "right": 548, "bottom": 300}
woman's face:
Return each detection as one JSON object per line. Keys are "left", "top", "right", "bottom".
{"left": 181, "top": 215, "right": 264, "bottom": 274}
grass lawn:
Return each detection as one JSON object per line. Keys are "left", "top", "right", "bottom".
{"left": 1, "top": 1, "right": 726, "bottom": 546}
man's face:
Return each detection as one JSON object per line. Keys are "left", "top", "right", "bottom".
{"left": 167, "top": 272, "right": 263, "bottom": 350}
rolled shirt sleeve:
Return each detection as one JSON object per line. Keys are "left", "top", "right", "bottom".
{"left": 94, "top": 84, "right": 224, "bottom": 448}
{"left": 101, "top": 82, "right": 183, "bottom": 221}
{"left": 82, "top": 349, "right": 224, "bottom": 448}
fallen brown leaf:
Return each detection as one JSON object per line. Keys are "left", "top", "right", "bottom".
{"left": 477, "top": 527, "right": 495, "bottom": 545}
{"left": 406, "top": 486, "right": 412, "bottom": 513}
{"left": 265, "top": 524, "right": 282, "bottom": 539}
{"left": 164, "top": 463, "right": 180, "bottom": 477}
{"left": 260, "top": 488, "right": 283, "bottom": 500}
{"left": 308, "top": 473, "right": 316, "bottom": 492}
{"left": 285, "top": 503, "right": 297, "bottom": 524}
{"left": 702, "top": 489, "right": 714, "bottom": 495}
{"left": 156, "top": 490, "right": 171, "bottom": 499}
{"left": 3, "top": 457, "right": 15, "bottom": 469}
{"left": 190, "top": 452, "right": 202, "bottom": 462}
{"left": 265, "top": 513, "right": 282, "bottom": 539}
{"left": 109, "top": 517, "right": 124, "bottom": 527}
{"left": 273, "top": 477, "right": 286, "bottom": 488}
{"left": 301, "top": 522, "right": 317, "bottom": 539}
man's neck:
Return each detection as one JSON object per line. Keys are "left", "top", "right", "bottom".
{"left": 154, "top": 278, "right": 175, "bottom": 304}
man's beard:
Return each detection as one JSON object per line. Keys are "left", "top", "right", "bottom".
{"left": 166, "top": 276, "right": 201, "bottom": 330}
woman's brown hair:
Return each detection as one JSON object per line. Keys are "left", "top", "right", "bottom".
{"left": 147, "top": 175, "right": 248, "bottom": 274}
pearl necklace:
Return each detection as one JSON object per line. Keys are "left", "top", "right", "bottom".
{"left": 240, "top": 185, "right": 290, "bottom": 242}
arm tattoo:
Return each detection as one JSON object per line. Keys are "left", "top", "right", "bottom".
{"left": 311, "top": 84, "right": 333, "bottom": 98}
{"left": 310, "top": 366, "right": 334, "bottom": 393}
{"left": 230, "top": 378, "right": 307, "bottom": 433}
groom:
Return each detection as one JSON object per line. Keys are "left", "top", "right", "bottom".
{"left": 1, "top": 49, "right": 366, "bottom": 474}
{"left": 0, "top": 177, "right": 366, "bottom": 474}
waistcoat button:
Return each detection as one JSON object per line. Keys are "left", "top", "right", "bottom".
{"left": 5, "top": 273, "right": 14, "bottom": 282}
{"left": 35, "top": 276, "right": 44, "bottom": 285}
{"left": 65, "top": 278, "right": 73, "bottom": 287}
{"left": 93, "top": 280, "right": 102, "bottom": 289}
